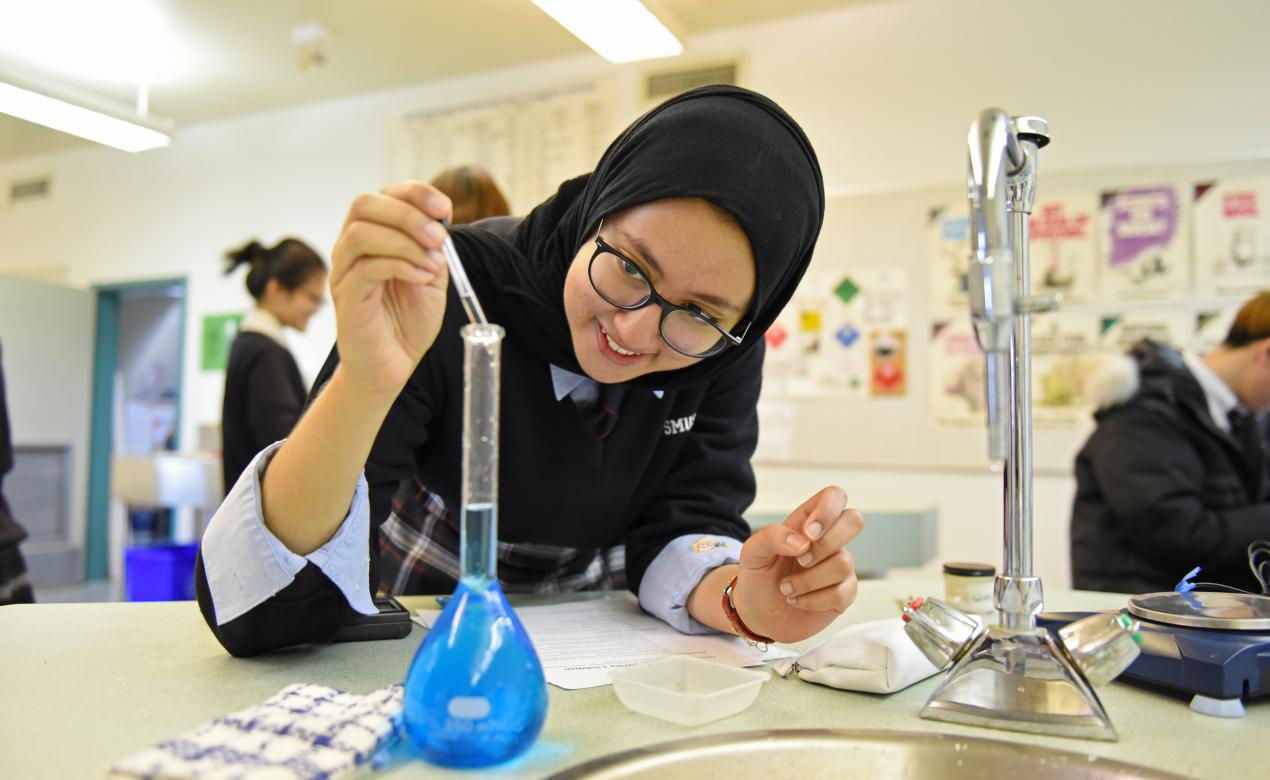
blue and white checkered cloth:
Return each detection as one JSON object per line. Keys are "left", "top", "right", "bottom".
{"left": 108, "top": 683, "right": 403, "bottom": 780}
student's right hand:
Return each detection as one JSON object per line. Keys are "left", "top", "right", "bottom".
{"left": 329, "top": 182, "right": 453, "bottom": 397}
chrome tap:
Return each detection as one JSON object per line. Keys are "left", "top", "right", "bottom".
{"left": 966, "top": 109, "right": 1024, "bottom": 463}
{"left": 902, "top": 110, "right": 1140, "bottom": 742}
{"left": 966, "top": 108, "right": 1058, "bottom": 626}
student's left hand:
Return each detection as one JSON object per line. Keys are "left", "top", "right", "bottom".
{"left": 733, "top": 486, "right": 863, "bottom": 643}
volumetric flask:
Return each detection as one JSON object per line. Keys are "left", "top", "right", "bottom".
{"left": 402, "top": 323, "right": 548, "bottom": 767}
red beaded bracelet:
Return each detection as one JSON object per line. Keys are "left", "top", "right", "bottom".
{"left": 721, "top": 575, "right": 774, "bottom": 651}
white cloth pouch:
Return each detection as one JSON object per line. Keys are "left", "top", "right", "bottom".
{"left": 773, "top": 618, "right": 941, "bottom": 694}
{"left": 108, "top": 683, "right": 403, "bottom": 780}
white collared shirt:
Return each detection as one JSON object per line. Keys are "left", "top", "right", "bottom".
{"left": 549, "top": 363, "right": 598, "bottom": 405}
{"left": 547, "top": 363, "right": 663, "bottom": 402}
{"left": 240, "top": 307, "right": 287, "bottom": 346}
{"left": 1183, "top": 352, "right": 1241, "bottom": 433}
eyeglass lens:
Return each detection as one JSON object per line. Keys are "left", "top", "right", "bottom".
{"left": 590, "top": 249, "right": 725, "bottom": 357}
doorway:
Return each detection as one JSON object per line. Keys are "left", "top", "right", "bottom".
{"left": 85, "top": 279, "right": 186, "bottom": 581}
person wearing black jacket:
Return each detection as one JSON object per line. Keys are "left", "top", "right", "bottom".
{"left": 220, "top": 238, "right": 327, "bottom": 493}
{"left": 1071, "top": 293, "right": 1270, "bottom": 594}
{"left": 0, "top": 339, "right": 35, "bottom": 605}
{"left": 196, "top": 86, "right": 865, "bottom": 657}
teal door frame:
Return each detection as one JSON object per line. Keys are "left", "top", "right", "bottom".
{"left": 84, "top": 277, "right": 188, "bottom": 580}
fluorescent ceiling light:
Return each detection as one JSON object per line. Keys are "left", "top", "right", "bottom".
{"left": 0, "top": 81, "right": 170, "bottom": 153}
{"left": 532, "top": 0, "right": 683, "bottom": 63}
{"left": 0, "top": 0, "right": 190, "bottom": 88}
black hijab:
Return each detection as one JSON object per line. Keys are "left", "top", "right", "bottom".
{"left": 451, "top": 85, "right": 824, "bottom": 390}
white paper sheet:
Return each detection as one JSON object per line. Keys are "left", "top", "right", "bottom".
{"left": 413, "top": 594, "right": 796, "bottom": 690}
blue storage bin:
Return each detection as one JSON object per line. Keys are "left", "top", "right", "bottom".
{"left": 125, "top": 543, "right": 199, "bottom": 601}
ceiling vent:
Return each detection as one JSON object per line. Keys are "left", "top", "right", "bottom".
{"left": 8, "top": 175, "right": 51, "bottom": 204}
{"left": 644, "top": 61, "right": 740, "bottom": 103}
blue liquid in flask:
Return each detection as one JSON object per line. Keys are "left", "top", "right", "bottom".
{"left": 402, "top": 573, "right": 547, "bottom": 767}
{"left": 402, "top": 324, "right": 548, "bottom": 767}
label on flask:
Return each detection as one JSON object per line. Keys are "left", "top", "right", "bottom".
{"left": 447, "top": 696, "right": 492, "bottom": 719}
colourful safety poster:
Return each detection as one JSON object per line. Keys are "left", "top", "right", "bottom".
{"left": 201, "top": 312, "right": 242, "bottom": 371}
{"left": 1192, "top": 178, "right": 1270, "bottom": 299}
{"left": 1194, "top": 307, "right": 1241, "bottom": 354}
{"left": 1029, "top": 193, "right": 1099, "bottom": 306}
{"left": 760, "top": 280, "right": 825, "bottom": 396}
{"left": 1031, "top": 315, "right": 1101, "bottom": 428}
{"left": 929, "top": 320, "right": 985, "bottom": 427}
{"left": 927, "top": 204, "right": 971, "bottom": 316}
{"left": 844, "top": 269, "right": 906, "bottom": 398}
{"left": 1098, "top": 185, "right": 1189, "bottom": 303}
{"left": 857, "top": 267, "right": 908, "bottom": 327}
{"left": 869, "top": 329, "right": 907, "bottom": 397}
{"left": 1099, "top": 311, "right": 1193, "bottom": 355}
{"left": 761, "top": 284, "right": 821, "bottom": 396}
{"left": 762, "top": 268, "right": 901, "bottom": 398}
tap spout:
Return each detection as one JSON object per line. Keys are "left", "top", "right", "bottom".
{"left": 966, "top": 108, "right": 1024, "bottom": 461}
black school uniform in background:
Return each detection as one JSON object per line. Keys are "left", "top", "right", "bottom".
{"left": 220, "top": 322, "right": 307, "bottom": 494}
{"left": 0, "top": 339, "right": 34, "bottom": 605}
{"left": 1071, "top": 339, "right": 1270, "bottom": 593}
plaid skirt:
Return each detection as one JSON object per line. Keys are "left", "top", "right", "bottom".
{"left": 378, "top": 478, "right": 626, "bottom": 597}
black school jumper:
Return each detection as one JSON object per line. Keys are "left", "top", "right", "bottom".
{"left": 0, "top": 340, "right": 34, "bottom": 604}
{"left": 196, "top": 286, "right": 761, "bottom": 657}
{"left": 1071, "top": 339, "right": 1270, "bottom": 593}
{"left": 220, "top": 331, "right": 307, "bottom": 495}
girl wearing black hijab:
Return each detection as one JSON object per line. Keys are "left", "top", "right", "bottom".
{"left": 197, "top": 86, "right": 864, "bottom": 657}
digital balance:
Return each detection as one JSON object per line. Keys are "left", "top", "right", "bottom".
{"left": 1039, "top": 591, "right": 1270, "bottom": 718}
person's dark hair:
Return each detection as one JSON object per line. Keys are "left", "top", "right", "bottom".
{"left": 224, "top": 238, "right": 326, "bottom": 300}
{"left": 430, "top": 165, "right": 511, "bottom": 224}
{"left": 1223, "top": 291, "right": 1270, "bottom": 347}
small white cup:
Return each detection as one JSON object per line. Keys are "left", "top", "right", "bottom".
{"left": 609, "top": 656, "right": 769, "bottom": 726}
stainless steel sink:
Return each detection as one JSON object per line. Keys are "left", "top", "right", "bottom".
{"left": 546, "top": 729, "right": 1185, "bottom": 779}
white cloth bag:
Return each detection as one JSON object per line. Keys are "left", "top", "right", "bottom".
{"left": 773, "top": 618, "right": 941, "bottom": 694}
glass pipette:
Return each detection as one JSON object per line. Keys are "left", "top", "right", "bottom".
{"left": 439, "top": 220, "right": 488, "bottom": 325}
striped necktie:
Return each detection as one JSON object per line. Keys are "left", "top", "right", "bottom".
{"left": 571, "top": 383, "right": 627, "bottom": 440}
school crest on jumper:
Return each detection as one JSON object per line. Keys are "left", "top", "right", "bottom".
{"left": 691, "top": 537, "right": 728, "bottom": 554}
{"left": 663, "top": 414, "right": 696, "bottom": 435}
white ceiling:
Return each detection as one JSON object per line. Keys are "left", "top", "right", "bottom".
{"left": 0, "top": 0, "right": 871, "bottom": 161}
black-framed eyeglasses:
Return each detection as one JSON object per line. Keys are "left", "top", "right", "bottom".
{"left": 588, "top": 225, "right": 751, "bottom": 358}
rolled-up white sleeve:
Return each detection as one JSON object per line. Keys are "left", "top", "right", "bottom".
{"left": 638, "top": 533, "right": 743, "bottom": 634}
{"left": 200, "top": 440, "right": 378, "bottom": 625}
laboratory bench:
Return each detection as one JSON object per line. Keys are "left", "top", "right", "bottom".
{"left": 0, "top": 579, "right": 1262, "bottom": 779}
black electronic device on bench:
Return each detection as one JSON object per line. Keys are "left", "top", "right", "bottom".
{"left": 333, "top": 595, "right": 413, "bottom": 642}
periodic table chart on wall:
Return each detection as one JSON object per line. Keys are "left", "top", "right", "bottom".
{"left": 388, "top": 82, "right": 615, "bottom": 216}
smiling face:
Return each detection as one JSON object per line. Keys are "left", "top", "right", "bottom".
{"left": 562, "top": 197, "right": 756, "bottom": 384}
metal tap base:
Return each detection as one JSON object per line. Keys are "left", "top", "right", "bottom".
{"left": 920, "top": 623, "right": 1118, "bottom": 741}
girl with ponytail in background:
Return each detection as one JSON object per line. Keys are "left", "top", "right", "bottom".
{"left": 220, "top": 238, "right": 327, "bottom": 493}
